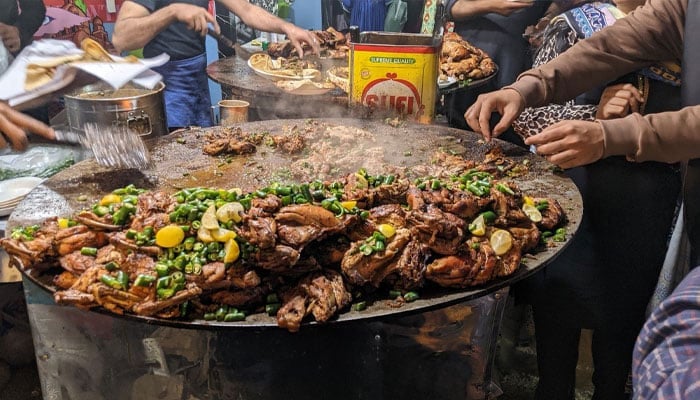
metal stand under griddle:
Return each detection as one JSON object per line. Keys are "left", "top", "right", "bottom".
{"left": 24, "top": 276, "right": 508, "bottom": 400}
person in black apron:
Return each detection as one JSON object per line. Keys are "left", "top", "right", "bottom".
{"left": 112, "top": 0, "right": 320, "bottom": 131}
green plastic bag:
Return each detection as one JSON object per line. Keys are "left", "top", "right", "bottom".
{"left": 384, "top": 0, "right": 408, "bottom": 32}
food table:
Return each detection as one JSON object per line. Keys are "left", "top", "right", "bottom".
{"left": 207, "top": 56, "right": 349, "bottom": 121}
{"left": 6, "top": 118, "right": 582, "bottom": 399}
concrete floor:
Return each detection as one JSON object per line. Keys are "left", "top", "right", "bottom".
{"left": 495, "top": 302, "right": 595, "bottom": 400}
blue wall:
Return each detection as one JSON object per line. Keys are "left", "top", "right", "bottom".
{"left": 291, "top": 0, "right": 322, "bottom": 30}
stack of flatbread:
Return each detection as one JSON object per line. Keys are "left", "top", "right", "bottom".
{"left": 248, "top": 53, "right": 320, "bottom": 80}
{"left": 25, "top": 38, "right": 138, "bottom": 91}
{"left": 326, "top": 66, "right": 349, "bottom": 93}
{"left": 275, "top": 79, "right": 335, "bottom": 94}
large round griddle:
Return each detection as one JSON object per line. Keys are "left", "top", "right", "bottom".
{"left": 8, "top": 118, "right": 582, "bottom": 330}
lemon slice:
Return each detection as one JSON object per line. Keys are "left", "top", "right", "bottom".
{"left": 216, "top": 202, "right": 244, "bottom": 224}
{"left": 522, "top": 203, "right": 543, "bottom": 223}
{"left": 100, "top": 194, "right": 122, "bottom": 206}
{"left": 58, "top": 218, "right": 70, "bottom": 229}
{"left": 155, "top": 225, "right": 185, "bottom": 248}
{"left": 341, "top": 200, "right": 357, "bottom": 210}
{"left": 490, "top": 229, "right": 513, "bottom": 256}
{"left": 197, "top": 226, "right": 215, "bottom": 243}
{"left": 377, "top": 223, "right": 396, "bottom": 239}
{"left": 223, "top": 238, "right": 240, "bottom": 263}
{"left": 469, "top": 214, "right": 486, "bottom": 236}
{"left": 212, "top": 227, "right": 237, "bottom": 242}
{"left": 355, "top": 173, "right": 368, "bottom": 189}
{"left": 201, "top": 204, "right": 220, "bottom": 230}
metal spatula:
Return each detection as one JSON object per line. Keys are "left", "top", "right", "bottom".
{"left": 54, "top": 123, "right": 151, "bottom": 169}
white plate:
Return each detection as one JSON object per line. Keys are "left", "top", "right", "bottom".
{"left": 0, "top": 176, "right": 44, "bottom": 191}
{"left": 0, "top": 197, "right": 23, "bottom": 208}
{"left": 0, "top": 205, "right": 15, "bottom": 217}
{"left": 438, "top": 76, "right": 458, "bottom": 89}
{"left": 0, "top": 188, "right": 30, "bottom": 204}
{"left": 0, "top": 177, "right": 43, "bottom": 204}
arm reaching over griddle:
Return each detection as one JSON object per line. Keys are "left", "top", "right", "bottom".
{"left": 0, "top": 101, "right": 54, "bottom": 151}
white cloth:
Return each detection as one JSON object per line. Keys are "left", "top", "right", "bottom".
{"left": 0, "top": 39, "right": 169, "bottom": 108}
{"left": 0, "top": 42, "right": 11, "bottom": 76}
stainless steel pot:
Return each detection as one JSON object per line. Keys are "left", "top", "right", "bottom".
{"left": 64, "top": 82, "right": 167, "bottom": 139}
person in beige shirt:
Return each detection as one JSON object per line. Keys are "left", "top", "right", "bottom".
{"left": 465, "top": 0, "right": 694, "bottom": 398}
{"left": 465, "top": 0, "right": 692, "bottom": 168}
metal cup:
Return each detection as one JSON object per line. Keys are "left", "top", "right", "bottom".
{"left": 211, "top": 100, "right": 250, "bottom": 127}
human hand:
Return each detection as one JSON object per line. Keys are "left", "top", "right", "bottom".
{"left": 0, "top": 23, "right": 21, "bottom": 53}
{"left": 595, "top": 83, "right": 644, "bottom": 120}
{"left": 0, "top": 102, "right": 55, "bottom": 151}
{"left": 464, "top": 88, "right": 525, "bottom": 141}
{"left": 169, "top": 4, "right": 219, "bottom": 36}
{"left": 486, "top": 0, "right": 534, "bottom": 16}
{"left": 283, "top": 25, "right": 320, "bottom": 58}
{"left": 524, "top": 119, "right": 605, "bottom": 169}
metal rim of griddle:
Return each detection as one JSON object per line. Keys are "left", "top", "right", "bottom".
{"left": 8, "top": 118, "right": 583, "bottom": 330}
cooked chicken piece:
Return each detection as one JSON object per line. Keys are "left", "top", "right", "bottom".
{"left": 238, "top": 216, "right": 277, "bottom": 249}
{"left": 305, "top": 270, "right": 351, "bottom": 322}
{"left": 425, "top": 239, "right": 497, "bottom": 287}
{"left": 59, "top": 251, "right": 98, "bottom": 274}
{"left": 276, "top": 204, "right": 357, "bottom": 248}
{"left": 534, "top": 197, "right": 566, "bottom": 231}
{"left": 55, "top": 225, "right": 108, "bottom": 256}
{"left": 74, "top": 211, "right": 121, "bottom": 231}
{"left": 132, "top": 284, "right": 202, "bottom": 316}
{"left": 407, "top": 204, "right": 466, "bottom": 255}
{"left": 277, "top": 287, "right": 307, "bottom": 333}
{"left": 109, "top": 231, "right": 162, "bottom": 257}
{"left": 53, "top": 271, "right": 78, "bottom": 289}
{"left": 491, "top": 183, "right": 529, "bottom": 226}
{"left": 494, "top": 242, "right": 523, "bottom": 278}
{"left": 341, "top": 227, "right": 411, "bottom": 287}
{"left": 509, "top": 222, "right": 541, "bottom": 253}
{"left": 276, "top": 270, "right": 351, "bottom": 332}
{"left": 210, "top": 286, "right": 267, "bottom": 308}
{"left": 441, "top": 41, "right": 469, "bottom": 61}
{"left": 382, "top": 240, "right": 429, "bottom": 291}
{"left": 254, "top": 245, "right": 301, "bottom": 272}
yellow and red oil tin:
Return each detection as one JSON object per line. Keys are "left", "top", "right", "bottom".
{"left": 349, "top": 33, "right": 439, "bottom": 124}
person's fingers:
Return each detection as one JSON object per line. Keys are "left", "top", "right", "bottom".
{"left": 465, "top": 103, "right": 482, "bottom": 134}
{"left": 197, "top": 15, "right": 208, "bottom": 35}
{"left": 204, "top": 10, "right": 218, "bottom": 26}
{"left": 0, "top": 114, "right": 29, "bottom": 151}
{"left": 607, "top": 104, "right": 627, "bottom": 117}
{"left": 624, "top": 83, "right": 644, "bottom": 103}
{"left": 546, "top": 149, "right": 579, "bottom": 169}
{"left": 4, "top": 104, "right": 55, "bottom": 140}
{"left": 292, "top": 40, "right": 305, "bottom": 59}
{"left": 493, "top": 103, "right": 518, "bottom": 136}
{"left": 309, "top": 35, "right": 321, "bottom": 55}
{"left": 478, "top": 104, "right": 493, "bottom": 141}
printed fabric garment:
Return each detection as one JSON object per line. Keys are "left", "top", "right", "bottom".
{"left": 512, "top": 2, "right": 681, "bottom": 139}
{"left": 633, "top": 266, "right": 700, "bottom": 399}
{"left": 151, "top": 53, "right": 213, "bottom": 129}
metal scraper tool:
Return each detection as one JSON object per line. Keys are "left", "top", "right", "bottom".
{"left": 54, "top": 123, "right": 151, "bottom": 169}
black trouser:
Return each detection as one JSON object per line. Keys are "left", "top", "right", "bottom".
{"left": 516, "top": 157, "right": 681, "bottom": 400}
